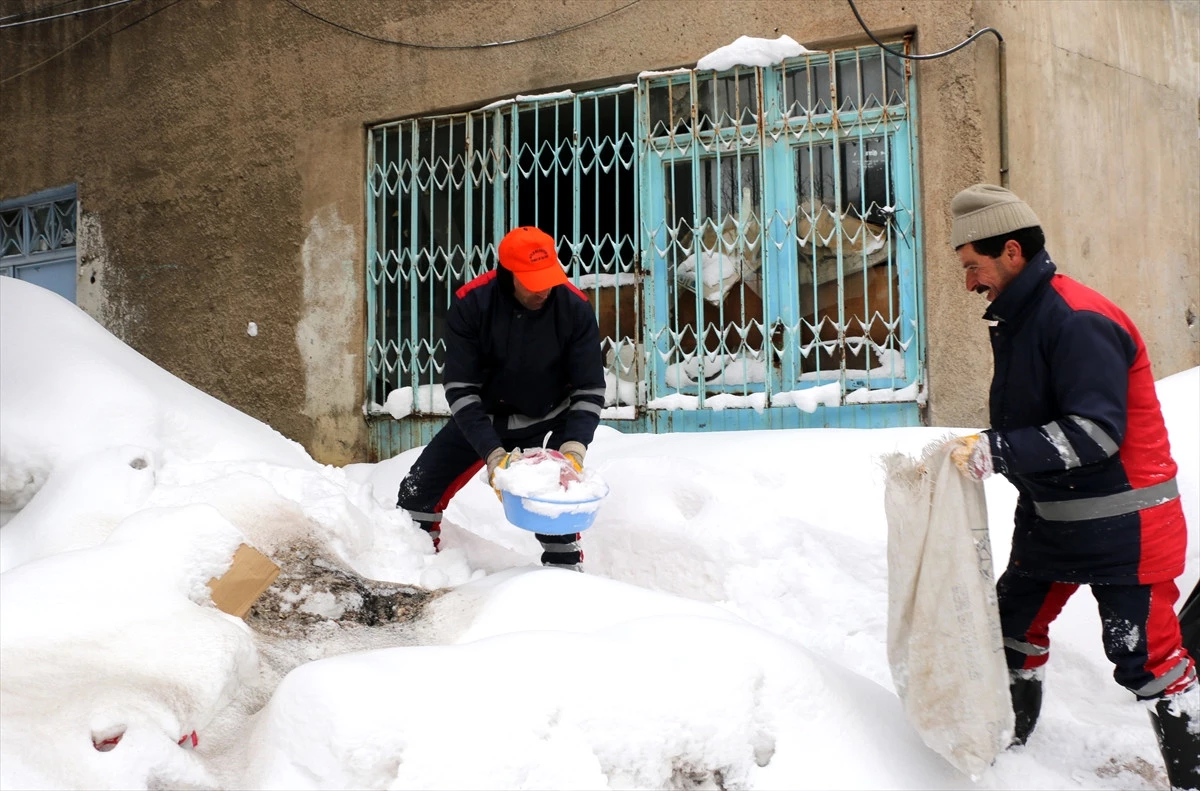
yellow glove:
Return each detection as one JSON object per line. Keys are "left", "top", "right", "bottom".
{"left": 948, "top": 434, "right": 993, "bottom": 481}
{"left": 486, "top": 447, "right": 516, "bottom": 501}
{"left": 949, "top": 434, "right": 979, "bottom": 471}
{"left": 559, "top": 441, "right": 586, "bottom": 473}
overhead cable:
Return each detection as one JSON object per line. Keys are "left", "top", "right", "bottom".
{"left": 0, "top": 0, "right": 139, "bottom": 29}
{"left": 0, "top": 0, "right": 183, "bottom": 85}
{"left": 280, "top": 0, "right": 642, "bottom": 50}
{"left": 845, "top": 0, "right": 1002, "bottom": 58}
{"left": 1, "top": 0, "right": 89, "bottom": 24}
{"left": 845, "top": 0, "right": 1010, "bottom": 187}
{"left": 109, "top": 0, "right": 181, "bottom": 35}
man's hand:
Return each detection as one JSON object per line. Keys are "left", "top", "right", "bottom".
{"left": 485, "top": 447, "right": 507, "bottom": 481}
{"left": 558, "top": 441, "right": 586, "bottom": 472}
{"left": 486, "top": 447, "right": 513, "bottom": 500}
{"left": 948, "top": 434, "right": 994, "bottom": 481}
{"left": 948, "top": 435, "right": 978, "bottom": 470}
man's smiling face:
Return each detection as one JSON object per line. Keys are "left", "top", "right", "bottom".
{"left": 958, "top": 239, "right": 1025, "bottom": 302}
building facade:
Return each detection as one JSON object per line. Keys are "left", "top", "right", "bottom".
{"left": 2, "top": 0, "right": 1197, "bottom": 463}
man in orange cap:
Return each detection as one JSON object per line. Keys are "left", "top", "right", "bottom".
{"left": 395, "top": 226, "right": 606, "bottom": 570}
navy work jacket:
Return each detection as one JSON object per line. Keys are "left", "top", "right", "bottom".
{"left": 443, "top": 268, "right": 606, "bottom": 461}
{"left": 981, "top": 251, "right": 1184, "bottom": 585}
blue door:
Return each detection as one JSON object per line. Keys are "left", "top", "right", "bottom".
{"left": 0, "top": 186, "right": 78, "bottom": 303}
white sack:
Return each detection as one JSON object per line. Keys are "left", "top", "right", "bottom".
{"left": 882, "top": 441, "right": 1013, "bottom": 779}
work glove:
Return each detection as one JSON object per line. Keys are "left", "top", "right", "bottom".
{"left": 948, "top": 433, "right": 994, "bottom": 481}
{"left": 558, "top": 441, "right": 586, "bottom": 472}
{"left": 486, "top": 447, "right": 515, "bottom": 500}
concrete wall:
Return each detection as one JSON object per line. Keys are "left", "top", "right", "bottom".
{"left": 945, "top": 0, "right": 1200, "bottom": 426}
{"left": 2, "top": 0, "right": 1194, "bottom": 461}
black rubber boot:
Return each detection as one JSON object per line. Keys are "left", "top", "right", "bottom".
{"left": 1009, "top": 671, "right": 1043, "bottom": 746}
{"left": 1180, "top": 583, "right": 1200, "bottom": 661}
{"left": 1148, "top": 690, "right": 1200, "bottom": 790}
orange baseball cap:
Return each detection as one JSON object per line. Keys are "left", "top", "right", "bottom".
{"left": 498, "top": 226, "right": 569, "bottom": 292}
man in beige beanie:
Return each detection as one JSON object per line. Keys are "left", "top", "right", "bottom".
{"left": 943, "top": 184, "right": 1197, "bottom": 787}
{"left": 948, "top": 184, "right": 1042, "bottom": 301}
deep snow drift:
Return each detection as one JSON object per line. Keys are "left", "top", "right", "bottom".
{"left": 1, "top": 276, "right": 1196, "bottom": 790}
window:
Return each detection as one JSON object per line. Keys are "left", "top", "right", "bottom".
{"left": 367, "top": 87, "right": 639, "bottom": 415}
{"left": 641, "top": 45, "right": 920, "bottom": 407}
{"left": 0, "top": 186, "right": 78, "bottom": 303}
{"left": 367, "top": 41, "right": 923, "bottom": 446}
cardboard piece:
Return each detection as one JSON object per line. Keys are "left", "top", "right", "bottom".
{"left": 207, "top": 543, "right": 280, "bottom": 619}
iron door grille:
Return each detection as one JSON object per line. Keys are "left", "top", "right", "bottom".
{"left": 367, "top": 42, "right": 924, "bottom": 456}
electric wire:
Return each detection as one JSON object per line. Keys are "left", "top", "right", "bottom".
{"left": 0, "top": 0, "right": 138, "bottom": 29}
{"left": 0, "top": 4, "right": 135, "bottom": 84}
{"left": 0, "top": 0, "right": 183, "bottom": 85}
{"left": 279, "top": 0, "right": 642, "bottom": 50}
{"left": 109, "top": 0, "right": 181, "bottom": 35}
{"left": 1, "top": 0, "right": 89, "bottom": 24}
{"left": 845, "top": 0, "right": 1002, "bottom": 59}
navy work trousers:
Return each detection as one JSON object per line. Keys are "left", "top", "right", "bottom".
{"left": 998, "top": 570, "right": 1196, "bottom": 699}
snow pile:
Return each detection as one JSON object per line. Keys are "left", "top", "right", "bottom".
{"left": 0, "top": 280, "right": 484, "bottom": 786}
{"left": 0, "top": 505, "right": 255, "bottom": 790}
{"left": 697, "top": 35, "right": 813, "bottom": 71}
{"left": 241, "top": 596, "right": 955, "bottom": 789}
{"left": 0, "top": 445, "right": 158, "bottom": 571}
{"left": 231, "top": 571, "right": 956, "bottom": 789}
{"left": 1, "top": 276, "right": 1196, "bottom": 790}
{"left": 0, "top": 278, "right": 469, "bottom": 585}
{"left": 0, "top": 282, "right": 311, "bottom": 517}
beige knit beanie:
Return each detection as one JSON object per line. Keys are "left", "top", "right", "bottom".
{"left": 950, "top": 184, "right": 1041, "bottom": 249}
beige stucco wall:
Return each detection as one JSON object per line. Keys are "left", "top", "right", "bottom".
{"left": 3, "top": 0, "right": 1193, "bottom": 461}
{"left": 939, "top": 0, "right": 1200, "bottom": 427}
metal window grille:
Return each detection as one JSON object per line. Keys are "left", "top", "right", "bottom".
{"left": 367, "top": 42, "right": 923, "bottom": 454}
{"left": 367, "top": 87, "right": 640, "bottom": 429}
{"left": 0, "top": 186, "right": 78, "bottom": 302}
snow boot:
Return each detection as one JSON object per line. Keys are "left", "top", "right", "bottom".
{"left": 1009, "top": 669, "right": 1043, "bottom": 746}
{"left": 1148, "top": 686, "right": 1200, "bottom": 790}
{"left": 536, "top": 532, "right": 583, "bottom": 571}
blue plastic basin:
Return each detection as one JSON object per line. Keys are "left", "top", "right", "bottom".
{"left": 500, "top": 485, "right": 609, "bottom": 535}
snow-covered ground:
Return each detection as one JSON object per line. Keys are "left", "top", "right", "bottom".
{"left": 1, "top": 275, "right": 1196, "bottom": 790}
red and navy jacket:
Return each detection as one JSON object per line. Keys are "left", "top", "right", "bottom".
{"left": 443, "top": 267, "right": 606, "bottom": 461}
{"left": 982, "top": 250, "right": 1185, "bottom": 585}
